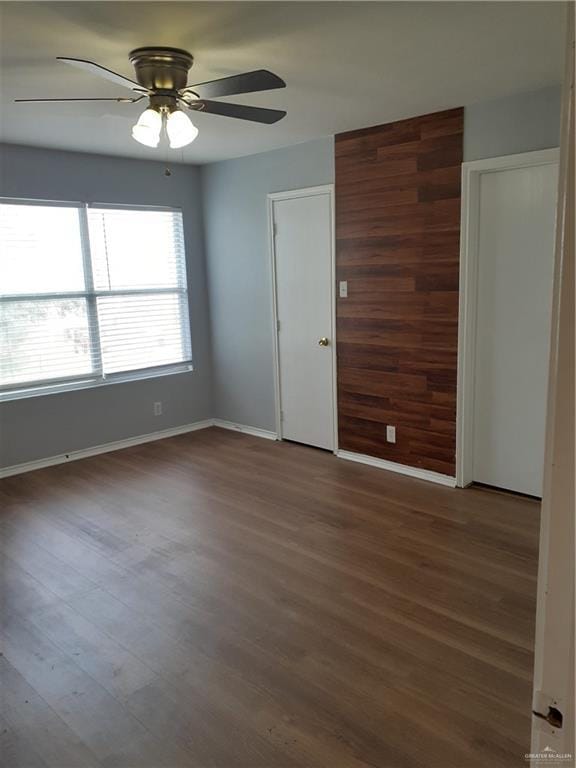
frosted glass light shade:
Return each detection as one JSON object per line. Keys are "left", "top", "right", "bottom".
{"left": 132, "top": 108, "right": 162, "bottom": 148}
{"left": 166, "top": 110, "right": 199, "bottom": 149}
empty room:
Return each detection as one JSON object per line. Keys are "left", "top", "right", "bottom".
{"left": 0, "top": 2, "right": 573, "bottom": 767}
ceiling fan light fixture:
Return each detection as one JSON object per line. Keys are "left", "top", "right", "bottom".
{"left": 17, "top": 50, "right": 286, "bottom": 150}
{"left": 132, "top": 107, "right": 162, "bottom": 147}
{"left": 166, "top": 109, "right": 198, "bottom": 149}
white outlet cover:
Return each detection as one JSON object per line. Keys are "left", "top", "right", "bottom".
{"left": 386, "top": 425, "right": 396, "bottom": 443}
{"left": 339, "top": 281, "right": 348, "bottom": 298}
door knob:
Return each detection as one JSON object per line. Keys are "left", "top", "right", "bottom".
{"left": 318, "top": 337, "right": 329, "bottom": 347}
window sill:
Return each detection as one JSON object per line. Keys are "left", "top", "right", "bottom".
{"left": 0, "top": 363, "right": 194, "bottom": 403}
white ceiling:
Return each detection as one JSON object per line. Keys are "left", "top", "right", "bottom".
{"left": 0, "top": 2, "right": 565, "bottom": 165}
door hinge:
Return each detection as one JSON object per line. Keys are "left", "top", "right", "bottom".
{"left": 277, "top": 319, "right": 281, "bottom": 332}
{"left": 280, "top": 410, "right": 284, "bottom": 421}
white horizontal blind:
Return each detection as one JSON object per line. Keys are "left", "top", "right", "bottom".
{"left": 87, "top": 206, "right": 191, "bottom": 376}
{"left": 0, "top": 200, "right": 192, "bottom": 397}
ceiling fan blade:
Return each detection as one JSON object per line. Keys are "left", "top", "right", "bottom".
{"left": 183, "top": 70, "right": 285, "bottom": 99}
{"left": 192, "top": 100, "right": 286, "bottom": 124}
{"left": 14, "top": 96, "right": 144, "bottom": 103}
{"left": 57, "top": 57, "right": 147, "bottom": 93}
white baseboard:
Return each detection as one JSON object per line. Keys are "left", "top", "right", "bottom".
{"left": 0, "top": 418, "right": 279, "bottom": 479}
{"left": 213, "top": 419, "right": 278, "bottom": 441}
{"left": 1, "top": 423, "right": 451, "bottom": 485}
{"left": 336, "top": 450, "right": 457, "bottom": 487}
{"left": 0, "top": 420, "right": 214, "bottom": 479}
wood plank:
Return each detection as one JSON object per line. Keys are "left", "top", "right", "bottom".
{"left": 0, "top": 657, "right": 102, "bottom": 768}
{"left": 336, "top": 108, "right": 463, "bottom": 473}
{"left": 0, "top": 428, "right": 539, "bottom": 767}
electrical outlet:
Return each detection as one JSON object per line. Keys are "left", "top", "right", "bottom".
{"left": 386, "top": 425, "right": 396, "bottom": 443}
{"left": 339, "top": 280, "right": 348, "bottom": 298}
{"left": 153, "top": 401, "right": 162, "bottom": 416}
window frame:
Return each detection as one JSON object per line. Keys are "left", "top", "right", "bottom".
{"left": 0, "top": 197, "right": 194, "bottom": 402}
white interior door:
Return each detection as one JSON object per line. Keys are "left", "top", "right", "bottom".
{"left": 472, "top": 157, "right": 558, "bottom": 496}
{"left": 272, "top": 189, "right": 334, "bottom": 450}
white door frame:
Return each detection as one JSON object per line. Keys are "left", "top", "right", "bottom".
{"left": 531, "top": 9, "right": 574, "bottom": 759}
{"left": 455, "top": 148, "right": 560, "bottom": 488}
{"left": 267, "top": 184, "right": 338, "bottom": 453}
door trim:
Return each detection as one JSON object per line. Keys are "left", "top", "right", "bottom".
{"left": 267, "top": 184, "right": 338, "bottom": 453}
{"left": 456, "top": 148, "right": 560, "bottom": 488}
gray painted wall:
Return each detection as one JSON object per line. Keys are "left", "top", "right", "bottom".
{"left": 203, "top": 88, "right": 561, "bottom": 432}
{"left": 464, "top": 85, "right": 561, "bottom": 161}
{"left": 0, "top": 144, "right": 213, "bottom": 467}
{"left": 202, "top": 138, "right": 334, "bottom": 431}
{"left": 0, "top": 87, "right": 562, "bottom": 465}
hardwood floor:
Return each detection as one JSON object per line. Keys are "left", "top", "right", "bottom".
{"left": 0, "top": 427, "right": 540, "bottom": 768}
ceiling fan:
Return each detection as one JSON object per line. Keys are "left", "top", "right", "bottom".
{"left": 15, "top": 47, "right": 287, "bottom": 149}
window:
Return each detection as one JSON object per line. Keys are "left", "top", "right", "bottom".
{"left": 0, "top": 200, "right": 192, "bottom": 399}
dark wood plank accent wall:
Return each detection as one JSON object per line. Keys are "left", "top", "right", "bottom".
{"left": 335, "top": 108, "right": 463, "bottom": 476}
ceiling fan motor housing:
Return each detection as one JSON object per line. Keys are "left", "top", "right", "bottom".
{"left": 129, "top": 47, "right": 194, "bottom": 93}
{"left": 14, "top": 50, "right": 286, "bottom": 127}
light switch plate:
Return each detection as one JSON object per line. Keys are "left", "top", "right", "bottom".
{"left": 386, "top": 425, "right": 396, "bottom": 443}
{"left": 339, "top": 281, "right": 348, "bottom": 298}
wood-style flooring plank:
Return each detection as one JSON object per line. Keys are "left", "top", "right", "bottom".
{"left": 0, "top": 427, "right": 540, "bottom": 767}
{"left": 0, "top": 656, "right": 102, "bottom": 768}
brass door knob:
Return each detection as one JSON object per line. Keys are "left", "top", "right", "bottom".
{"left": 318, "top": 337, "right": 329, "bottom": 347}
